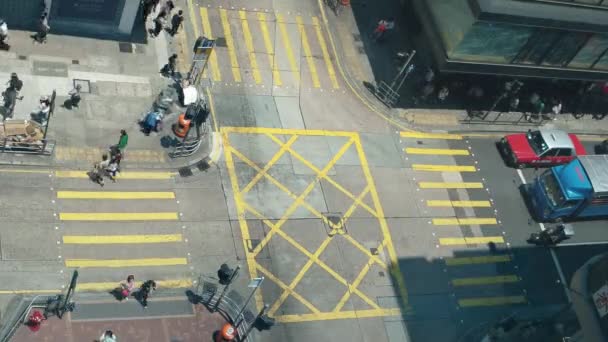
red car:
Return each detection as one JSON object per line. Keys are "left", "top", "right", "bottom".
{"left": 500, "top": 129, "right": 586, "bottom": 168}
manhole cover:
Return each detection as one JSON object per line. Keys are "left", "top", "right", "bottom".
{"left": 118, "top": 42, "right": 133, "bottom": 53}
{"left": 323, "top": 213, "right": 347, "bottom": 236}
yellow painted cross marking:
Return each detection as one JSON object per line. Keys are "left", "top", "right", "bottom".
{"left": 54, "top": 171, "right": 175, "bottom": 179}
{"left": 65, "top": 258, "right": 188, "bottom": 268}
{"left": 199, "top": 7, "right": 221, "bottom": 81}
{"left": 419, "top": 182, "right": 483, "bottom": 189}
{"left": 458, "top": 296, "right": 526, "bottom": 307}
{"left": 296, "top": 16, "right": 320, "bottom": 87}
{"left": 452, "top": 275, "right": 519, "bottom": 286}
{"left": 400, "top": 132, "right": 463, "bottom": 140}
{"left": 275, "top": 308, "right": 402, "bottom": 323}
{"left": 432, "top": 218, "right": 497, "bottom": 225}
{"left": 412, "top": 164, "right": 477, "bottom": 172}
{"left": 445, "top": 254, "right": 512, "bottom": 266}
{"left": 257, "top": 13, "right": 282, "bottom": 86}
{"left": 57, "top": 191, "right": 175, "bottom": 199}
{"left": 257, "top": 263, "right": 321, "bottom": 314}
{"left": 241, "top": 135, "right": 298, "bottom": 194}
{"left": 427, "top": 200, "right": 491, "bottom": 208}
{"left": 62, "top": 234, "right": 182, "bottom": 244}
{"left": 312, "top": 16, "right": 339, "bottom": 89}
{"left": 405, "top": 148, "right": 469, "bottom": 156}
{"left": 276, "top": 14, "right": 299, "bottom": 81}
{"left": 439, "top": 236, "right": 504, "bottom": 245}
{"left": 78, "top": 278, "right": 192, "bottom": 291}
{"left": 239, "top": 11, "right": 262, "bottom": 84}
{"left": 59, "top": 212, "right": 178, "bottom": 221}
{"left": 219, "top": 9, "right": 241, "bottom": 82}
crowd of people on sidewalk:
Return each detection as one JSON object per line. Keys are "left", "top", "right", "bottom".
{"left": 143, "top": 0, "right": 184, "bottom": 38}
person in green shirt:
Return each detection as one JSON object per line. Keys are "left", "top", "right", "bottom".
{"left": 117, "top": 130, "right": 128, "bottom": 151}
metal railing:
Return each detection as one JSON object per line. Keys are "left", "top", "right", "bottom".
{"left": 0, "top": 138, "right": 55, "bottom": 154}
{"left": 0, "top": 294, "right": 57, "bottom": 342}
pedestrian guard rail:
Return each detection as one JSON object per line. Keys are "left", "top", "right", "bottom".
{"left": 0, "top": 294, "right": 58, "bottom": 342}
{"left": 0, "top": 138, "right": 55, "bottom": 155}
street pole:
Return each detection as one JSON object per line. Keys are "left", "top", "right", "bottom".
{"left": 234, "top": 277, "right": 264, "bottom": 328}
{"left": 58, "top": 270, "right": 78, "bottom": 318}
{"left": 214, "top": 265, "right": 240, "bottom": 311}
{"left": 239, "top": 304, "right": 269, "bottom": 341}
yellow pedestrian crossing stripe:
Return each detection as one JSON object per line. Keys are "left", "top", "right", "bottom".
{"left": 78, "top": 278, "right": 192, "bottom": 291}
{"left": 59, "top": 212, "right": 178, "bottom": 221}
{"left": 257, "top": 13, "right": 282, "bottom": 86}
{"left": 63, "top": 234, "right": 183, "bottom": 244}
{"left": 239, "top": 11, "right": 262, "bottom": 84}
{"left": 432, "top": 218, "right": 497, "bottom": 225}
{"left": 427, "top": 200, "right": 491, "bottom": 208}
{"left": 277, "top": 14, "right": 299, "bottom": 81}
{"left": 413, "top": 164, "right": 477, "bottom": 172}
{"left": 199, "top": 7, "right": 221, "bottom": 81}
{"left": 54, "top": 171, "right": 176, "bottom": 179}
{"left": 312, "top": 16, "right": 339, "bottom": 89}
{"left": 439, "top": 236, "right": 504, "bottom": 245}
{"left": 65, "top": 258, "right": 188, "bottom": 268}
{"left": 296, "top": 16, "right": 320, "bottom": 88}
{"left": 57, "top": 191, "right": 175, "bottom": 199}
{"left": 458, "top": 296, "right": 526, "bottom": 307}
{"left": 405, "top": 148, "right": 469, "bottom": 156}
{"left": 400, "top": 132, "right": 463, "bottom": 140}
{"left": 219, "top": 9, "right": 242, "bottom": 82}
{"left": 445, "top": 254, "right": 512, "bottom": 266}
{"left": 419, "top": 182, "right": 483, "bottom": 189}
{"left": 452, "top": 275, "right": 519, "bottom": 286}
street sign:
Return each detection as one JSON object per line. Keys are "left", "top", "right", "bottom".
{"left": 248, "top": 277, "right": 264, "bottom": 288}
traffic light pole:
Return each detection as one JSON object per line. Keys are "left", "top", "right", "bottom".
{"left": 214, "top": 265, "right": 240, "bottom": 312}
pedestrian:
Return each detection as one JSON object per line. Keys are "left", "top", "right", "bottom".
{"left": 149, "top": 16, "right": 163, "bottom": 37}
{"left": 169, "top": 10, "right": 184, "bottom": 36}
{"left": 120, "top": 275, "right": 135, "bottom": 300}
{"left": 34, "top": 12, "right": 50, "bottom": 43}
{"left": 92, "top": 154, "right": 110, "bottom": 187}
{"left": 161, "top": 53, "right": 178, "bottom": 77}
{"left": 100, "top": 330, "right": 117, "bottom": 342}
{"left": 117, "top": 129, "right": 128, "bottom": 152}
{"left": 372, "top": 17, "right": 394, "bottom": 42}
{"left": 142, "top": 0, "right": 154, "bottom": 22}
{"left": 68, "top": 84, "right": 82, "bottom": 108}
{"left": 139, "top": 280, "right": 156, "bottom": 308}
{"left": 158, "top": 0, "right": 175, "bottom": 18}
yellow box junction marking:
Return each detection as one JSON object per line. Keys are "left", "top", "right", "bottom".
{"left": 311, "top": 16, "right": 339, "bottom": 89}
{"left": 57, "top": 191, "right": 175, "bottom": 199}
{"left": 296, "top": 16, "right": 320, "bottom": 88}
{"left": 239, "top": 11, "right": 263, "bottom": 84}
{"left": 405, "top": 148, "right": 469, "bottom": 156}
{"left": 65, "top": 258, "right": 188, "bottom": 268}
{"left": 458, "top": 295, "right": 526, "bottom": 307}
{"left": 445, "top": 254, "right": 512, "bottom": 266}
{"left": 219, "top": 9, "right": 242, "bottom": 82}
{"left": 427, "top": 200, "right": 491, "bottom": 208}
{"left": 412, "top": 164, "right": 477, "bottom": 172}
{"left": 54, "top": 171, "right": 175, "bottom": 179}
{"left": 400, "top": 131, "right": 463, "bottom": 140}
{"left": 257, "top": 13, "right": 282, "bottom": 86}
{"left": 439, "top": 236, "right": 504, "bottom": 246}
{"left": 419, "top": 182, "right": 483, "bottom": 189}
{"left": 432, "top": 218, "right": 497, "bottom": 225}
{"left": 452, "top": 275, "right": 519, "bottom": 286}
{"left": 199, "top": 7, "right": 221, "bottom": 81}
{"left": 276, "top": 14, "right": 299, "bottom": 81}
{"left": 221, "top": 126, "right": 408, "bottom": 323}
{"left": 63, "top": 234, "right": 182, "bottom": 244}
{"left": 59, "top": 212, "right": 178, "bottom": 221}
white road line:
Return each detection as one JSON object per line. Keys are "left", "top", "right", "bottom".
{"left": 517, "top": 168, "right": 571, "bottom": 302}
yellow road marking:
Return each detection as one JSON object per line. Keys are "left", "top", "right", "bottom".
{"left": 199, "top": 7, "right": 221, "bottom": 81}
{"left": 257, "top": 13, "right": 282, "bottom": 86}
{"left": 0, "top": 289, "right": 60, "bottom": 294}
{"left": 276, "top": 14, "right": 299, "bottom": 82}
{"left": 59, "top": 212, "right": 178, "bottom": 221}
{"left": 205, "top": 87, "right": 219, "bottom": 133}
{"left": 420, "top": 182, "right": 483, "bottom": 189}
{"left": 400, "top": 132, "right": 463, "bottom": 140}
{"left": 445, "top": 254, "right": 512, "bottom": 266}
{"left": 296, "top": 16, "right": 320, "bottom": 88}
{"left": 452, "top": 275, "right": 519, "bottom": 286}
{"left": 65, "top": 258, "right": 188, "bottom": 268}
{"left": 333, "top": 258, "right": 372, "bottom": 312}
{"left": 62, "top": 234, "right": 182, "bottom": 244}
{"left": 412, "top": 164, "right": 477, "bottom": 172}
{"left": 239, "top": 11, "right": 262, "bottom": 84}
{"left": 222, "top": 126, "right": 355, "bottom": 136}
{"left": 427, "top": 200, "right": 491, "bottom": 208}
{"left": 275, "top": 308, "right": 402, "bottom": 323}
{"left": 241, "top": 135, "right": 298, "bottom": 194}
{"left": 56, "top": 191, "right": 175, "bottom": 199}
{"left": 256, "top": 263, "right": 321, "bottom": 314}
{"left": 439, "top": 236, "right": 504, "bottom": 245}
{"left": 0, "top": 169, "right": 50, "bottom": 174}
{"left": 219, "top": 9, "right": 241, "bottom": 82}
{"left": 312, "top": 16, "right": 339, "bottom": 89}
{"left": 405, "top": 148, "right": 469, "bottom": 156}
{"left": 432, "top": 218, "right": 497, "bottom": 225}
{"left": 78, "top": 279, "right": 192, "bottom": 291}
{"left": 458, "top": 296, "right": 526, "bottom": 307}
{"left": 54, "top": 171, "right": 175, "bottom": 179}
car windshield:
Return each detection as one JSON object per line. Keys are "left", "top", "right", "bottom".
{"left": 542, "top": 171, "right": 566, "bottom": 207}
{"left": 527, "top": 131, "right": 549, "bottom": 155}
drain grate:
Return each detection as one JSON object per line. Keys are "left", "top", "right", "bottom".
{"left": 118, "top": 42, "right": 133, "bottom": 53}
{"left": 72, "top": 59, "right": 79, "bottom": 65}
{"left": 18, "top": 55, "right": 27, "bottom": 60}
{"left": 323, "top": 213, "right": 347, "bottom": 236}
{"left": 214, "top": 37, "right": 227, "bottom": 47}
{"left": 178, "top": 167, "right": 193, "bottom": 177}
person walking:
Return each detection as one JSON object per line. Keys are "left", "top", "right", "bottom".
{"left": 120, "top": 275, "right": 135, "bottom": 300}
{"left": 169, "top": 10, "right": 184, "bottom": 36}
{"left": 161, "top": 54, "right": 178, "bottom": 77}
{"left": 92, "top": 154, "right": 110, "bottom": 187}
{"left": 34, "top": 13, "right": 50, "bottom": 43}
{"left": 142, "top": 0, "right": 155, "bottom": 22}
{"left": 149, "top": 16, "right": 163, "bottom": 38}
{"left": 117, "top": 130, "right": 128, "bottom": 152}
{"left": 100, "top": 330, "right": 117, "bottom": 342}
{"left": 158, "top": 0, "right": 175, "bottom": 19}
{"left": 139, "top": 280, "right": 156, "bottom": 308}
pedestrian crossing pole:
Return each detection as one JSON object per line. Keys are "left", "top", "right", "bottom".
{"left": 188, "top": 36, "right": 215, "bottom": 87}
